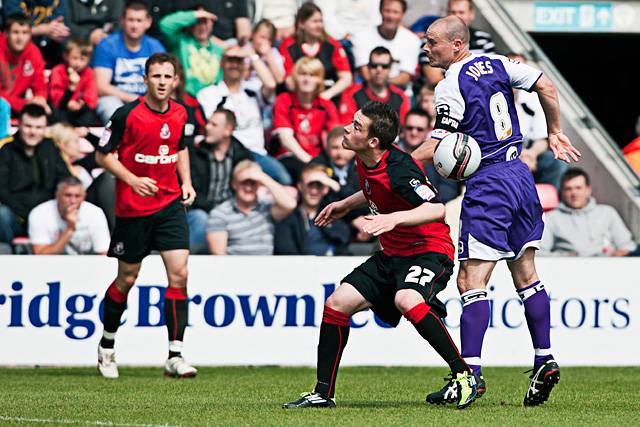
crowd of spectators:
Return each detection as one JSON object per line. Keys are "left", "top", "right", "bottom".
{"left": 0, "top": 0, "right": 637, "bottom": 256}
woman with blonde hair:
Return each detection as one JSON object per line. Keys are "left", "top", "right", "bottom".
{"left": 48, "top": 123, "right": 94, "bottom": 189}
{"left": 279, "top": 2, "right": 352, "bottom": 101}
{"left": 272, "top": 57, "right": 340, "bottom": 182}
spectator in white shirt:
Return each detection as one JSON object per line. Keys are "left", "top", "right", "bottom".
{"left": 351, "top": 0, "right": 421, "bottom": 89}
{"left": 28, "top": 176, "right": 110, "bottom": 255}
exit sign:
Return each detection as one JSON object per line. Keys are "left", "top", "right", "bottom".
{"left": 534, "top": 2, "right": 614, "bottom": 31}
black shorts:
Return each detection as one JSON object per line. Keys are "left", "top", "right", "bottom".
{"left": 108, "top": 198, "right": 189, "bottom": 264}
{"left": 342, "top": 251, "right": 454, "bottom": 327}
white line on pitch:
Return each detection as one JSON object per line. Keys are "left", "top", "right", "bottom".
{"left": 0, "top": 415, "right": 179, "bottom": 427}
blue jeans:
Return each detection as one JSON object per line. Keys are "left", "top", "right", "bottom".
{"left": 252, "top": 151, "right": 292, "bottom": 185}
{"left": 0, "top": 204, "right": 24, "bottom": 244}
{"left": 187, "top": 208, "right": 210, "bottom": 254}
{"left": 536, "top": 150, "right": 568, "bottom": 191}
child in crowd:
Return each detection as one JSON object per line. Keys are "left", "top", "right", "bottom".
{"left": 49, "top": 39, "right": 99, "bottom": 126}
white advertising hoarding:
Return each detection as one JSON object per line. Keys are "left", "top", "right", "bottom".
{"left": 0, "top": 256, "right": 636, "bottom": 366}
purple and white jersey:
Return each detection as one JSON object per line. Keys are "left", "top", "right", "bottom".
{"left": 432, "top": 54, "right": 542, "bottom": 168}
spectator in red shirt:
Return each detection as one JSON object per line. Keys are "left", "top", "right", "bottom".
{"left": 272, "top": 57, "right": 340, "bottom": 183}
{"left": 0, "top": 14, "right": 49, "bottom": 116}
{"left": 339, "top": 46, "right": 409, "bottom": 126}
{"left": 49, "top": 38, "right": 100, "bottom": 126}
{"left": 279, "top": 2, "right": 352, "bottom": 101}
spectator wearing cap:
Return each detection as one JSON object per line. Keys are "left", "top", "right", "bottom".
{"left": 206, "top": 159, "right": 297, "bottom": 255}
{"left": 0, "top": 104, "right": 71, "bottom": 245}
{"left": 0, "top": 14, "right": 49, "bottom": 116}
{"left": 275, "top": 163, "right": 351, "bottom": 255}
{"left": 159, "top": 6, "right": 224, "bottom": 97}
{"left": 197, "top": 45, "right": 289, "bottom": 185}
{"left": 279, "top": 2, "right": 352, "bottom": 102}
{"left": 540, "top": 168, "right": 639, "bottom": 257}
{"left": 28, "top": 176, "right": 110, "bottom": 255}
{"left": 339, "top": 46, "right": 409, "bottom": 126}
{"left": 93, "top": 1, "right": 165, "bottom": 124}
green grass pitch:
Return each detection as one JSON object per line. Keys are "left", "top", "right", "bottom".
{"left": 0, "top": 367, "right": 638, "bottom": 426}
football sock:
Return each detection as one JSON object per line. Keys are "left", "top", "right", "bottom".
{"left": 314, "top": 305, "right": 350, "bottom": 399}
{"left": 404, "top": 302, "right": 469, "bottom": 375}
{"left": 165, "top": 287, "right": 188, "bottom": 359}
{"left": 518, "top": 281, "right": 553, "bottom": 368}
{"left": 100, "top": 281, "right": 128, "bottom": 349}
{"left": 460, "top": 289, "right": 490, "bottom": 376}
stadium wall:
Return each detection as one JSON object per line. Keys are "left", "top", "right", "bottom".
{"left": 0, "top": 256, "right": 636, "bottom": 367}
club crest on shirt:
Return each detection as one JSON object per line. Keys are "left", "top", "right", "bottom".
{"left": 364, "top": 178, "right": 371, "bottom": 195}
{"left": 159, "top": 145, "right": 169, "bottom": 155}
{"left": 113, "top": 242, "right": 124, "bottom": 256}
{"left": 23, "top": 60, "right": 34, "bottom": 76}
{"left": 160, "top": 123, "right": 171, "bottom": 139}
{"left": 299, "top": 116, "right": 310, "bottom": 133}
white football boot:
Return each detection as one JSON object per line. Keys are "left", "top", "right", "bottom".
{"left": 97, "top": 345, "right": 119, "bottom": 379}
{"left": 164, "top": 356, "right": 198, "bottom": 378}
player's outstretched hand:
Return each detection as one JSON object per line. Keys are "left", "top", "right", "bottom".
{"left": 315, "top": 201, "right": 349, "bottom": 227}
{"left": 549, "top": 132, "right": 581, "bottom": 163}
{"left": 362, "top": 214, "right": 398, "bottom": 236}
{"left": 181, "top": 183, "right": 196, "bottom": 206}
{"left": 130, "top": 177, "right": 158, "bottom": 197}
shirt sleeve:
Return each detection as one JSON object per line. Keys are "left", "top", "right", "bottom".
{"left": 338, "top": 87, "right": 358, "bottom": 125}
{"left": 497, "top": 55, "right": 543, "bottom": 92}
{"left": 330, "top": 38, "right": 351, "bottom": 73}
{"left": 387, "top": 155, "right": 441, "bottom": 208}
{"left": 28, "top": 205, "right": 55, "bottom": 245}
{"left": 607, "top": 206, "right": 638, "bottom": 252}
{"left": 91, "top": 38, "right": 114, "bottom": 69}
{"left": 272, "top": 94, "right": 294, "bottom": 131}
{"left": 196, "top": 86, "right": 222, "bottom": 121}
{"left": 88, "top": 205, "right": 111, "bottom": 253}
{"left": 96, "top": 104, "right": 129, "bottom": 153}
{"left": 432, "top": 78, "right": 465, "bottom": 138}
{"left": 206, "top": 206, "right": 228, "bottom": 233}
{"left": 278, "top": 38, "right": 295, "bottom": 76}
{"left": 323, "top": 99, "right": 341, "bottom": 131}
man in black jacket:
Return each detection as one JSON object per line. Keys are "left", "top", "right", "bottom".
{"left": 274, "top": 164, "right": 350, "bottom": 255}
{"left": 0, "top": 104, "right": 71, "bottom": 246}
{"left": 187, "top": 108, "right": 252, "bottom": 253}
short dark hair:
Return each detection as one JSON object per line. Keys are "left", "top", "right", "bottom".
{"left": 404, "top": 108, "right": 432, "bottom": 126}
{"left": 65, "top": 38, "right": 94, "bottom": 57}
{"left": 214, "top": 108, "right": 237, "bottom": 130}
{"left": 448, "top": 0, "right": 475, "bottom": 10}
{"left": 380, "top": 0, "right": 407, "bottom": 13}
{"left": 123, "top": 0, "right": 150, "bottom": 17}
{"left": 5, "top": 14, "right": 30, "bottom": 31}
{"left": 144, "top": 52, "right": 179, "bottom": 76}
{"left": 19, "top": 104, "right": 47, "bottom": 121}
{"left": 57, "top": 176, "right": 84, "bottom": 193}
{"left": 561, "top": 168, "right": 590, "bottom": 188}
{"left": 369, "top": 46, "right": 392, "bottom": 62}
{"left": 361, "top": 101, "right": 399, "bottom": 150}
{"left": 327, "top": 126, "right": 345, "bottom": 143}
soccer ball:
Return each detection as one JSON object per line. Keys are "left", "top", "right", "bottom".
{"left": 433, "top": 132, "right": 481, "bottom": 180}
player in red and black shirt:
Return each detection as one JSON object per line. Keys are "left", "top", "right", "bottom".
{"left": 95, "top": 53, "right": 198, "bottom": 380}
{"left": 338, "top": 47, "right": 410, "bottom": 126}
{"left": 283, "top": 102, "right": 477, "bottom": 410}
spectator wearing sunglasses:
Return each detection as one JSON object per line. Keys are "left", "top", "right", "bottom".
{"left": 338, "top": 46, "right": 410, "bottom": 126}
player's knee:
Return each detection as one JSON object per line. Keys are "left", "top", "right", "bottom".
{"left": 117, "top": 273, "right": 138, "bottom": 290}
{"left": 169, "top": 266, "right": 188, "bottom": 288}
{"left": 394, "top": 289, "right": 423, "bottom": 313}
{"left": 325, "top": 293, "right": 345, "bottom": 311}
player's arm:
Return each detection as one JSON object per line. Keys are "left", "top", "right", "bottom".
{"left": 177, "top": 147, "right": 196, "bottom": 206}
{"left": 315, "top": 190, "right": 367, "bottom": 227}
{"left": 362, "top": 201, "right": 445, "bottom": 236}
{"left": 532, "top": 75, "right": 580, "bottom": 163}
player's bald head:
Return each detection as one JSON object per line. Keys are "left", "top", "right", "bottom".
{"left": 429, "top": 16, "right": 470, "bottom": 45}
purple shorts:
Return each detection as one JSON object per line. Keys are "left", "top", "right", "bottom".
{"left": 458, "top": 159, "right": 544, "bottom": 261}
